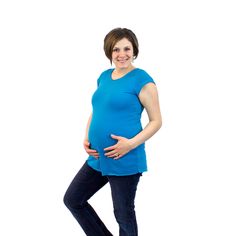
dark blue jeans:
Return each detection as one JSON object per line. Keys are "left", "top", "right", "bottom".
{"left": 63, "top": 161, "right": 141, "bottom": 236}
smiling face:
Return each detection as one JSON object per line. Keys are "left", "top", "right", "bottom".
{"left": 111, "top": 38, "right": 134, "bottom": 70}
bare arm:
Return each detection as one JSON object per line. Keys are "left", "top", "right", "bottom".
{"left": 84, "top": 112, "right": 93, "bottom": 141}
{"left": 130, "top": 82, "right": 162, "bottom": 149}
{"left": 83, "top": 112, "right": 100, "bottom": 158}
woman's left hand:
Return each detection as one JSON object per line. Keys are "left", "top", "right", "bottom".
{"left": 104, "top": 134, "right": 134, "bottom": 160}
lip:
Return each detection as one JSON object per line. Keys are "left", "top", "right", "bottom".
{"left": 117, "top": 58, "right": 129, "bottom": 62}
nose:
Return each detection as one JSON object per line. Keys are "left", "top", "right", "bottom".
{"left": 118, "top": 50, "right": 126, "bottom": 57}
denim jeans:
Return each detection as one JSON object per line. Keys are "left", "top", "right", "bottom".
{"left": 63, "top": 161, "right": 141, "bottom": 236}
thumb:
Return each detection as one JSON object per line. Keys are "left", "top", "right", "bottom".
{"left": 111, "top": 134, "right": 119, "bottom": 138}
{"left": 84, "top": 140, "right": 90, "bottom": 145}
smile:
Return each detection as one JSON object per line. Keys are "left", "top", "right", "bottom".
{"left": 117, "top": 58, "right": 129, "bottom": 62}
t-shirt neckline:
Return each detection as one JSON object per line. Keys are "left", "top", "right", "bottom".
{"left": 110, "top": 68, "right": 138, "bottom": 81}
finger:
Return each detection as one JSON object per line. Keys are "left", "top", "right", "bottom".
{"left": 107, "top": 152, "right": 122, "bottom": 158}
{"left": 104, "top": 145, "right": 116, "bottom": 151}
{"left": 86, "top": 148, "right": 98, "bottom": 153}
{"left": 84, "top": 144, "right": 90, "bottom": 148}
{"left": 114, "top": 155, "right": 122, "bottom": 160}
{"left": 89, "top": 152, "right": 99, "bottom": 158}
{"left": 86, "top": 149, "right": 99, "bottom": 156}
{"left": 114, "top": 152, "right": 123, "bottom": 159}
{"left": 83, "top": 140, "right": 90, "bottom": 146}
{"left": 87, "top": 150, "right": 99, "bottom": 153}
{"left": 104, "top": 150, "right": 117, "bottom": 157}
{"left": 88, "top": 151, "right": 99, "bottom": 156}
{"left": 111, "top": 134, "right": 120, "bottom": 139}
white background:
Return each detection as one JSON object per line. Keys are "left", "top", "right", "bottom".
{"left": 0, "top": 0, "right": 236, "bottom": 235}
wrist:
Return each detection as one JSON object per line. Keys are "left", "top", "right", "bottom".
{"left": 129, "top": 138, "right": 138, "bottom": 150}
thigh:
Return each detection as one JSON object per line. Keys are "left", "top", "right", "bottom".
{"left": 107, "top": 173, "right": 142, "bottom": 212}
{"left": 64, "top": 161, "right": 108, "bottom": 206}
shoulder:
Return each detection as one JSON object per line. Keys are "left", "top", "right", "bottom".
{"left": 132, "top": 68, "right": 156, "bottom": 95}
{"left": 99, "top": 68, "right": 113, "bottom": 77}
{"left": 134, "top": 68, "right": 153, "bottom": 77}
{"left": 133, "top": 68, "right": 155, "bottom": 84}
{"left": 97, "top": 68, "right": 112, "bottom": 85}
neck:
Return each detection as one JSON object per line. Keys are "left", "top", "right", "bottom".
{"left": 114, "top": 65, "right": 135, "bottom": 74}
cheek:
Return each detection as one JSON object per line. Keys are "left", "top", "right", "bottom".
{"left": 112, "top": 52, "right": 118, "bottom": 57}
{"left": 129, "top": 50, "right": 134, "bottom": 56}
{"left": 126, "top": 50, "right": 133, "bottom": 58}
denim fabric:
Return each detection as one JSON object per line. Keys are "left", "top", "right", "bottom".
{"left": 63, "top": 161, "right": 141, "bottom": 236}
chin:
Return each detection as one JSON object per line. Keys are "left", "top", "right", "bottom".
{"left": 117, "top": 63, "right": 132, "bottom": 69}
{"left": 118, "top": 65, "right": 129, "bottom": 69}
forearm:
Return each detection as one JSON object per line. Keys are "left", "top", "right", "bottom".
{"left": 130, "top": 120, "right": 162, "bottom": 149}
{"left": 84, "top": 113, "right": 92, "bottom": 140}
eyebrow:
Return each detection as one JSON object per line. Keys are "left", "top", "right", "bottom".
{"left": 113, "top": 46, "right": 131, "bottom": 49}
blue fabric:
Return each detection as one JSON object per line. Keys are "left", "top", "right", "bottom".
{"left": 87, "top": 68, "right": 156, "bottom": 176}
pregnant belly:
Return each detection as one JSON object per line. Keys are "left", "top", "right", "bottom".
{"left": 88, "top": 119, "right": 142, "bottom": 154}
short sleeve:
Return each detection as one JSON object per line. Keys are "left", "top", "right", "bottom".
{"left": 96, "top": 71, "right": 105, "bottom": 87}
{"left": 134, "top": 70, "right": 156, "bottom": 95}
{"left": 96, "top": 69, "right": 110, "bottom": 87}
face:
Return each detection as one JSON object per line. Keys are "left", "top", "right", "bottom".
{"left": 112, "top": 38, "right": 134, "bottom": 70}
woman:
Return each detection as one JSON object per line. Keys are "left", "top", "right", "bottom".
{"left": 63, "top": 27, "right": 162, "bottom": 236}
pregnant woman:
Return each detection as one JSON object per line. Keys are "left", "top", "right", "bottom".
{"left": 63, "top": 27, "right": 162, "bottom": 236}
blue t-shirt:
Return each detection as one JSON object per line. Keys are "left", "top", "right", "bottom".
{"left": 87, "top": 68, "right": 156, "bottom": 176}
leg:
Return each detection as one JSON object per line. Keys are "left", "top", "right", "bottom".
{"left": 63, "top": 161, "right": 113, "bottom": 236}
{"left": 108, "top": 173, "right": 141, "bottom": 236}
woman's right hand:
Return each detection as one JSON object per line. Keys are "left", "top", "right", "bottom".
{"left": 83, "top": 139, "right": 100, "bottom": 159}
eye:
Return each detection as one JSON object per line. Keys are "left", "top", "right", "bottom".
{"left": 113, "top": 48, "right": 119, "bottom": 52}
{"left": 124, "top": 47, "right": 131, "bottom": 51}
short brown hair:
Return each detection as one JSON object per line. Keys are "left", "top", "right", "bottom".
{"left": 104, "top": 28, "right": 139, "bottom": 64}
